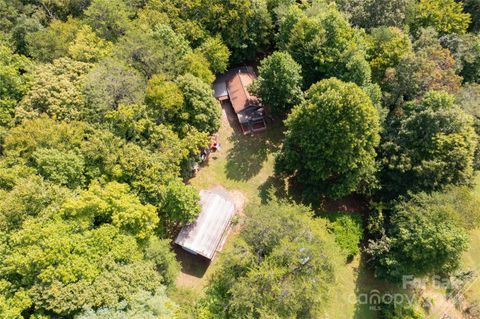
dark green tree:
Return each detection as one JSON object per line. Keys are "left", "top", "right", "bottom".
{"left": 250, "top": 51, "right": 303, "bottom": 116}
{"left": 380, "top": 91, "right": 477, "bottom": 198}
{"left": 276, "top": 78, "right": 381, "bottom": 198}
{"left": 367, "top": 187, "right": 478, "bottom": 281}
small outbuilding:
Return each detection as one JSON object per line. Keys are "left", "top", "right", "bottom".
{"left": 174, "top": 188, "right": 236, "bottom": 260}
{"left": 214, "top": 67, "right": 267, "bottom": 135}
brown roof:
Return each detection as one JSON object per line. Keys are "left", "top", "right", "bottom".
{"left": 226, "top": 68, "right": 260, "bottom": 114}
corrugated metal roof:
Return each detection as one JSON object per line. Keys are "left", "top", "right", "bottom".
{"left": 174, "top": 189, "right": 236, "bottom": 260}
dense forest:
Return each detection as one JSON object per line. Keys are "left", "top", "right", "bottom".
{"left": 1, "top": 0, "right": 480, "bottom": 318}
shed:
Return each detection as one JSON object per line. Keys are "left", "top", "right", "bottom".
{"left": 224, "top": 67, "right": 267, "bottom": 134}
{"left": 174, "top": 188, "right": 236, "bottom": 260}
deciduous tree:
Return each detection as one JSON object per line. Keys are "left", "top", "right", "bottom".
{"left": 275, "top": 78, "right": 381, "bottom": 198}
{"left": 250, "top": 51, "right": 303, "bottom": 116}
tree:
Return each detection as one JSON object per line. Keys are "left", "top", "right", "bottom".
{"left": 0, "top": 220, "right": 162, "bottom": 316}
{"left": 200, "top": 0, "right": 273, "bottom": 63}
{"left": 336, "top": 0, "right": 414, "bottom": 29}
{"left": 83, "top": 59, "right": 146, "bottom": 122}
{"left": 16, "top": 58, "right": 92, "bottom": 121}
{"left": 367, "top": 27, "right": 412, "bottom": 83}
{"left": 179, "top": 52, "right": 214, "bottom": 85}
{"left": 33, "top": 148, "right": 86, "bottom": 188}
{"left": 0, "top": 44, "right": 31, "bottom": 126}
{"left": 464, "top": 0, "right": 480, "bottom": 31}
{"left": 116, "top": 23, "right": 190, "bottom": 78}
{"left": 145, "top": 74, "right": 184, "bottom": 124}
{"left": 441, "top": 33, "right": 480, "bottom": 83}
{"left": 380, "top": 91, "right": 477, "bottom": 198}
{"left": 250, "top": 51, "right": 303, "bottom": 116}
{"left": 412, "top": 0, "right": 471, "bottom": 35}
{"left": 174, "top": 74, "right": 221, "bottom": 136}
{"left": 277, "top": 3, "right": 372, "bottom": 88}
{"left": 201, "top": 199, "right": 341, "bottom": 318}
{"left": 382, "top": 43, "right": 462, "bottom": 107}
{"left": 275, "top": 78, "right": 381, "bottom": 198}
{"left": 196, "top": 36, "right": 230, "bottom": 74}
{"left": 75, "top": 287, "right": 178, "bottom": 319}
{"left": 456, "top": 83, "right": 480, "bottom": 168}
{"left": 61, "top": 182, "right": 159, "bottom": 240}
{"left": 367, "top": 188, "right": 476, "bottom": 281}
{"left": 160, "top": 180, "right": 200, "bottom": 227}
{"left": 68, "top": 24, "right": 113, "bottom": 63}
{"left": 26, "top": 18, "right": 81, "bottom": 62}
{"left": 0, "top": 175, "right": 71, "bottom": 231}
{"left": 84, "top": 0, "right": 131, "bottom": 41}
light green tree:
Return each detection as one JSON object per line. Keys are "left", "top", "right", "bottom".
{"left": 201, "top": 199, "right": 341, "bottom": 318}
{"left": 413, "top": 0, "right": 471, "bottom": 34}
{"left": 68, "top": 25, "right": 113, "bottom": 62}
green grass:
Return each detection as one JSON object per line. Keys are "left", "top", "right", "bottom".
{"left": 175, "top": 105, "right": 402, "bottom": 318}
{"left": 462, "top": 175, "right": 480, "bottom": 303}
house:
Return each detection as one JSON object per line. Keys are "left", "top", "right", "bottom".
{"left": 214, "top": 67, "right": 267, "bottom": 135}
{"left": 174, "top": 188, "right": 236, "bottom": 260}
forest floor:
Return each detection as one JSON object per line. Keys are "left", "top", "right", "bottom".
{"left": 172, "top": 102, "right": 480, "bottom": 319}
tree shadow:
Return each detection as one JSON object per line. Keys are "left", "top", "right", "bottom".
{"left": 258, "top": 175, "right": 288, "bottom": 204}
{"left": 224, "top": 105, "right": 283, "bottom": 181}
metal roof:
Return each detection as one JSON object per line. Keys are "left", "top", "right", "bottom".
{"left": 174, "top": 188, "right": 236, "bottom": 260}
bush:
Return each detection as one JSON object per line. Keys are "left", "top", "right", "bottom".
{"left": 326, "top": 212, "right": 363, "bottom": 260}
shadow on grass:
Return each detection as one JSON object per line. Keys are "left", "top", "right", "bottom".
{"left": 174, "top": 245, "right": 210, "bottom": 279}
{"left": 223, "top": 104, "right": 284, "bottom": 181}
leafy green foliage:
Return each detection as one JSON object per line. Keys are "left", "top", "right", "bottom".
{"left": 0, "top": 44, "right": 31, "bottom": 126}
{"left": 83, "top": 59, "right": 146, "bottom": 121}
{"left": 196, "top": 36, "right": 231, "bottom": 74}
{"left": 380, "top": 91, "right": 477, "bottom": 198}
{"left": 17, "top": 58, "right": 92, "bottom": 121}
{"left": 68, "top": 25, "right": 113, "bottom": 63}
{"left": 76, "top": 287, "right": 178, "bottom": 319}
{"left": 367, "top": 187, "right": 476, "bottom": 281}
{"left": 337, "top": 0, "right": 414, "bottom": 29}
{"left": 276, "top": 78, "right": 381, "bottom": 198}
{"left": 326, "top": 213, "right": 363, "bottom": 260}
{"left": 85, "top": 0, "right": 132, "bottom": 41}
{"left": 464, "top": 0, "right": 480, "bottom": 31}
{"left": 367, "top": 27, "right": 412, "bottom": 82}
{"left": 277, "top": 2, "right": 372, "bottom": 88}
{"left": 174, "top": 74, "right": 221, "bottom": 135}
{"left": 1, "top": 220, "right": 161, "bottom": 316}
{"left": 62, "top": 182, "right": 159, "bottom": 240}
{"left": 116, "top": 23, "right": 190, "bottom": 78}
{"left": 382, "top": 42, "right": 462, "bottom": 107}
{"left": 456, "top": 83, "right": 480, "bottom": 168}
{"left": 201, "top": 199, "right": 341, "bottom": 318}
{"left": 413, "top": 0, "right": 471, "bottom": 35}
{"left": 250, "top": 51, "right": 303, "bottom": 116}
{"left": 26, "top": 18, "right": 81, "bottom": 62}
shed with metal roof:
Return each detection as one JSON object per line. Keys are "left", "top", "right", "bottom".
{"left": 174, "top": 188, "right": 236, "bottom": 260}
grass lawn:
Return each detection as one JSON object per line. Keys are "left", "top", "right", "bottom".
{"left": 172, "top": 102, "right": 402, "bottom": 318}
{"left": 462, "top": 174, "right": 480, "bottom": 303}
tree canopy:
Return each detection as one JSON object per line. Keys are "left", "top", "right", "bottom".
{"left": 276, "top": 78, "right": 381, "bottom": 198}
